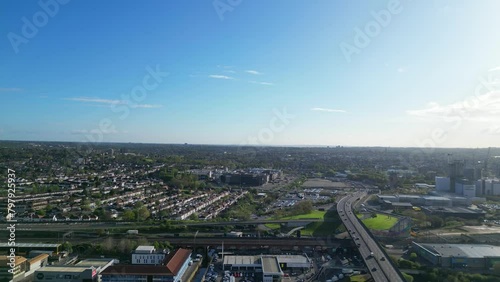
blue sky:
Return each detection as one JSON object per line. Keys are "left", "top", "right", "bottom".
{"left": 1, "top": 0, "right": 500, "bottom": 147}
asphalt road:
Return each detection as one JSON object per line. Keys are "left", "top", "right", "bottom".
{"left": 337, "top": 193, "right": 404, "bottom": 282}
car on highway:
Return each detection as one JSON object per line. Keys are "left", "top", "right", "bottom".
{"left": 371, "top": 267, "right": 377, "bottom": 271}
{"left": 380, "top": 257, "right": 386, "bottom": 261}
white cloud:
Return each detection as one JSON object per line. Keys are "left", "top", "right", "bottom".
{"left": 482, "top": 125, "right": 500, "bottom": 135}
{"left": 65, "top": 97, "right": 162, "bottom": 109}
{"left": 489, "top": 66, "right": 500, "bottom": 72}
{"left": 407, "top": 91, "right": 500, "bottom": 122}
{"left": 246, "top": 70, "right": 262, "bottom": 75}
{"left": 249, "top": 81, "right": 274, "bottom": 86}
{"left": 209, "top": 75, "right": 234, "bottom": 80}
{"left": 130, "top": 104, "right": 163, "bottom": 109}
{"left": 397, "top": 66, "right": 408, "bottom": 73}
{"left": 0, "top": 88, "right": 23, "bottom": 92}
{"left": 65, "top": 97, "right": 125, "bottom": 105}
{"left": 311, "top": 107, "right": 346, "bottom": 113}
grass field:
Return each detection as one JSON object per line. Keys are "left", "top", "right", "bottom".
{"left": 362, "top": 213, "right": 398, "bottom": 230}
{"left": 265, "top": 210, "right": 342, "bottom": 236}
{"left": 265, "top": 210, "right": 326, "bottom": 230}
{"left": 301, "top": 221, "right": 339, "bottom": 236}
{"left": 264, "top": 223, "right": 281, "bottom": 229}
{"left": 349, "top": 274, "right": 371, "bottom": 282}
{"left": 282, "top": 210, "right": 326, "bottom": 220}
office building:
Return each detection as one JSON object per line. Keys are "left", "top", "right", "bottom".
{"left": 132, "top": 246, "right": 169, "bottom": 265}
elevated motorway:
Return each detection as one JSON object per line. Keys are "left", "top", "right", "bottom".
{"left": 337, "top": 193, "right": 405, "bottom": 282}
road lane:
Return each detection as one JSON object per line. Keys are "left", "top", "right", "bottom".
{"left": 337, "top": 193, "right": 404, "bottom": 282}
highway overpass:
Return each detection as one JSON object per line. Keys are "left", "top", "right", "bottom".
{"left": 337, "top": 193, "right": 405, "bottom": 282}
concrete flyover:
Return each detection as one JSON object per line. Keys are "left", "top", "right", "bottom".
{"left": 337, "top": 192, "right": 405, "bottom": 282}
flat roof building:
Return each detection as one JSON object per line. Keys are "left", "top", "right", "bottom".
{"left": 422, "top": 206, "right": 486, "bottom": 219}
{"left": 275, "top": 255, "right": 310, "bottom": 269}
{"left": 412, "top": 242, "right": 500, "bottom": 270}
{"left": 223, "top": 254, "right": 310, "bottom": 281}
{"left": 25, "top": 254, "right": 50, "bottom": 277}
{"left": 0, "top": 243, "right": 61, "bottom": 256}
{"left": 0, "top": 256, "right": 27, "bottom": 281}
{"left": 102, "top": 248, "right": 191, "bottom": 282}
{"left": 135, "top": 245, "right": 156, "bottom": 253}
{"left": 34, "top": 258, "right": 115, "bottom": 282}
{"left": 132, "top": 245, "right": 169, "bottom": 265}
{"left": 261, "top": 256, "right": 282, "bottom": 282}
{"left": 34, "top": 266, "right": 98, "bottom": 282}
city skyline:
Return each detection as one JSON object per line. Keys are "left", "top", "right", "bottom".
{"left": 2, "top": 0, "right": 500, "bottom": 148}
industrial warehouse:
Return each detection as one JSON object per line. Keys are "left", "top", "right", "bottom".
{"left": 223, "top": 254, "right": 311, "bottom": 271}
{"left": 412, "top": 242, "right": 500, "bottom": 270}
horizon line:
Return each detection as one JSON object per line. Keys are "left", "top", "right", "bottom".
{"left": 0, "top": 139, "right": 497, "bottom": 150}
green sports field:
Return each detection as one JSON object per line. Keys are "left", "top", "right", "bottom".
{"left": 361, "top": 213, "right": 398, "bottom": 230}
{"left": 281, "top": 210, "right": 326, "bottom": 220}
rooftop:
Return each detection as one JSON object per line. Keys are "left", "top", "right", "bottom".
{"left": 36, "top": 266, "right": 92, "bottom": 273}
{"left": 424, "top": 207, "right": 485, "bottom": 214}
{"left": 28, "top": 254, "right": 49, "bottom": 265}
{"left": 75, "top": 258, "right": 114, "bottom": 268}
{"left": 423, "top": 196, "right": 451, "bottom": 201}
{"left": 223, "top": 256, "right": 259, "bottom": 266}
{"left": 0, "top": 256, "right": 27, "bottom": 266}
{"left": 135, "top": 245, "right": 156, "bottom": 253}
{"left": 419, "top": 243, "right": 500, "bottom": 258}
{"left": 261, "top": 256, "right": 281, "bottom": 274}
{"left": 101, "top": 265, "right": 173, "bottom": 276}
{"left": 276, "top": 255, "right": 310, "bottom": 264}
{"left": 391, "top": 202, "right": 413, "bottom": 207}
{"left": 165, "top": 248, "right": 191, "bottom": 275}
{"left": 0, "top": 243, "right": 60, "bottom": 248}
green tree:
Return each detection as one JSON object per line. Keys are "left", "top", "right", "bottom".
{"left": 402, "top": 273, "right": 414, "bottom": 282}
{"left": 134, "top": 201, "right": 144, "bottom": 209}
{"left": 409, "top": 252, "right": 417, "bottom": 262}
{"left": 428, "top": 215, "right": 444, "bottom": 228}
{"left": 123, "top": 210, "right": 135, "bottom": 221}
{"left": 62, "top": 241, "right": 73, "bottom": 253}
{"left": 160, "top": 210, "right": 168, "bottom": 219}
{"left": 136, "top": 206, "right": 150, "bottom": 221}
{"left": 189, "top": 213, "right": 198, "bottom": 221}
